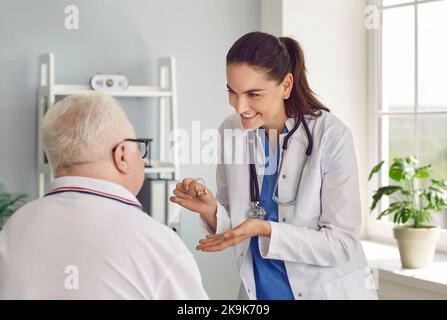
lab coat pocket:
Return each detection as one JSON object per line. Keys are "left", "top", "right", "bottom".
{"left": 293, "top": 167, "right": 322, "bottom": 224}
{"left": 322, "top": 268, "right": 378, "bottom": 300}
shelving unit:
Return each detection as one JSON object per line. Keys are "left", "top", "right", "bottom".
{"left": 37, "top": 53, "right": 180, "bottom": 229}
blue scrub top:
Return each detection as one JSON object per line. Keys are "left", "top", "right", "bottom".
{"left": 249, "top": 127, "right": 295, "bottom": 300}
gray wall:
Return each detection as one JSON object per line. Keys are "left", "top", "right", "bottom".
{"left": 0, "top": 0, "right": 260, "bottom": 299}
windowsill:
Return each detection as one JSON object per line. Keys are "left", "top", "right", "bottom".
{"left": 361, "top": 240, "right": 447, "bottom": 298}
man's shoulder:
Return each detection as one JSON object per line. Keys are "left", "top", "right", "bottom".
{"left": 109, "top": 205, "right": 191, "bottom": 254}
{"left": 2, "top": 194, "right": 191, "bottom": 256}
{"left": 1, "top": 197, "right": 46, "bottom": 228}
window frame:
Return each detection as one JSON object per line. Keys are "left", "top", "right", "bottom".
{"left": 367, "top": 0, "right": 447, "bottom": 253}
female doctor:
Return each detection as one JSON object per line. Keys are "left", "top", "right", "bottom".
{"left": 170, "top": 32, "right": 377, "bottom": 300}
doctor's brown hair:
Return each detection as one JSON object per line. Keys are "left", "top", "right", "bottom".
{"left": 226, "top": 32, "right": 329, "bottom": 119}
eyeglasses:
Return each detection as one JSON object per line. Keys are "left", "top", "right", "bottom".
{"left": 112, "top": 138, "right": 153, "bottom": 159}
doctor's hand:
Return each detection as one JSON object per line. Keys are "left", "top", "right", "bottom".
{"left": 196, "top": 219, "right": 272, "bottom": 252}
{"left": 170, "top": 177, "right": 218, "bottom": 232}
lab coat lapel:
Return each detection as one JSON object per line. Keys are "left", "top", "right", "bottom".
{"left": 254, "top": 118, "right": 298, "bottom": 196}
{"left": 254, "top": 130, "right": 265, "bottom": 192}
{"left": 277, "top": 118, "right": 309, "bottom": 214}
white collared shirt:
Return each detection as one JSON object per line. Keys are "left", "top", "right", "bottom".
{"left": 0, "top": 176, "right": 208, "bottom": 300}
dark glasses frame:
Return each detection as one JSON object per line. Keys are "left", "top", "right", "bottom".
{"left": 112, "top": 138, "right": 153, "bottom": 159}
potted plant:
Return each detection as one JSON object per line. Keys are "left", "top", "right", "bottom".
{"left": 369, "top": 156, "right": 447, "bottom": 269}
{"left": 0, "top": 184, "right": 27, "bottom": 230}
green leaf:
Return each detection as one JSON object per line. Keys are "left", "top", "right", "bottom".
{"left": 415, "top": 165, "right": 431, "bottom": 179}
{"left": 390, "top": 202, "right": 413, "bottom": 225}
{"left": 399, "top": 207, "right": 412, "bottom": 225}
{"left": 377, "top": 201, "right": 413, "bottom": 224}
{"left": 369, "top": 156, "right": 445, "bottom": 228}
{"left": 368, "top": 160, "right": 385, "bottom": 181}
{"left": 389, "top": 158, "right": 415, "bottom": 182}
{"left": 400, "top": 189, "right": 412, "bottom": 196}
{"left": 424, "top": 187, "right": 447, "bottom": 212}
{"left": 413, "top": 210, "right": 433, "bottom": 228}
{"left": 378, "top": 207, "right": 399, "bottom": 220}
{"left": 370, "top": 185, "right": 402, "bottom": 211}
{"left": 393, "top": 209, "right": 400, "bottom": 223}
{"left": 405, "top": 156, "right": 418, "bottom": 166}
{"left": 432, "top": 179, "right": 447, "bottom": 190}
{"left": 0, "top": 184, "right": 27, "bottom": 229}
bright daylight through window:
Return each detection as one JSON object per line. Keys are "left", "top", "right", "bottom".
{"left": 377, "top": 0, "right": 447, "bottom": 228}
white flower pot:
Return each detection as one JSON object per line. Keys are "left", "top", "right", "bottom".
{"left": 393, "top": 226, "right": 440, "bottom": 269}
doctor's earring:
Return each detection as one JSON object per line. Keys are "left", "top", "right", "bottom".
{"left": 283, "top": 95, "right": 289, "bottom": 100}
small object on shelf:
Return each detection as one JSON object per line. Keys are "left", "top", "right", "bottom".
{"left": 90, "top": 74, "right": 129, "bottom": 92}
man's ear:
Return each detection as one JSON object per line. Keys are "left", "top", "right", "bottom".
{"left": 113, "top": 143, "right": 130, "bottom": 174}
{"left": 282, "top": 73, "right": 293, "bottom": 97}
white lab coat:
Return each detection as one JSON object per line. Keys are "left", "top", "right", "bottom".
{"left": 202, "top": 111, "right": 378, "bottom": 300}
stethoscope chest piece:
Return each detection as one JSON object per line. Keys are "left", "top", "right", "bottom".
{"left": 248, "top": 202, "right": 266, "bottom": 220}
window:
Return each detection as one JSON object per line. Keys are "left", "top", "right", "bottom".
{"left": 368, "top": 0, "right": 447, "bottom": 250}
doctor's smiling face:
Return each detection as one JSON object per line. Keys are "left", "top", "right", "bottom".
{"left": 226, "top": 63, "right": 292, "bottom": 132}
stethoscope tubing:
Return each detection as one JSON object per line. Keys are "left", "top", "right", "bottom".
{"left": 249, "top": 116, "right": 313, "bottom": 212}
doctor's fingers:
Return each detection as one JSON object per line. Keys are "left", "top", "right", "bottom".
{"left": 180, "top": 178, "right": 196, "bottom": 194}
{"left": 199, "top": 232, "right": 246, "bottom": 248}
{"left": 176, "top": 182, "right": 190, "bottom": 194}
{"left": 170, "top": 195, "right": 213, "bottom": 216}
{"left": 202, "top": 227, "right": 246, "bottom": 241}
{"left": 173, "top": 188, "right": 192, "bottom": 199}
{"left": 189, "top": 180, "right": 208, "bottom": 197}
{"left": 175, "top": 185, "right": 211, "bottom": 203}
{"left": 180, "top": 178, "right": 205, "bottom": 197}
{"left": 198, "top": 234, "right": 249, "bottom": 252}
{"left": 205, "top": 234, "right": 224, "bottom": 239}
{"left": 197, "top": 237, "right": 225, "bottom": 248}
{"left": 199, "top": 233, "right": 224, "bottom": 243}
{"left": 169, "top": 194, "right": 190, "bottom": 206}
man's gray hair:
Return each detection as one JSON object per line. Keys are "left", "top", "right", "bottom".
{"left": 42, "top": 93, "right": 134, "bottom": 172}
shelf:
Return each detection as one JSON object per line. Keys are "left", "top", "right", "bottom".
{"left": 144, "top": 161, "right": 176, "bottom": 174}
{"left": 39, "top": 161, "right": 175, "bottom": 175}
{"left": 43, "top": 84, "right": 173, "bottom": 98}
{"left": 362, "top": 240, "right": 447, "bottom": 298}
{"left": 37, "top": 53, "right": 180, "bottom": 199}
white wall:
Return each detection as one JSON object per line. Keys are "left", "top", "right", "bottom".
{"left": 261, "top": 0, "right": 282, "bottom": 37}
{"left": 262, "top": 0, "right": 370, "bottom": 236}
{"left": 0, "top": 0, "right": 260, "bottom": 299}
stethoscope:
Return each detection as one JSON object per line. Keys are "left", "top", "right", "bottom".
{"left": 248, "top": 116, "right": 313, "bottom": 219}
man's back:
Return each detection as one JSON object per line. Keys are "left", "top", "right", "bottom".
{"left": 0, "top": 176, "right": 208, "bottom": 299}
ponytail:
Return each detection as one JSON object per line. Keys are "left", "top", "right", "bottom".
{"left": 278, "top": 37, "right": 329, "bottom": 118}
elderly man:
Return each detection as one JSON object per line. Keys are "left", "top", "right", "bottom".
{"left": 0, "top": 93, "right": 208, "bottom": 299}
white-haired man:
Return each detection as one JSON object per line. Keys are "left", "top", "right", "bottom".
{"left": 0, "top": 93, "right": 208, "bottom": 299}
